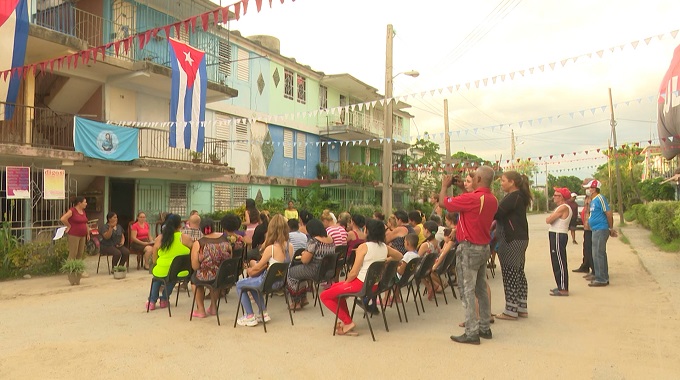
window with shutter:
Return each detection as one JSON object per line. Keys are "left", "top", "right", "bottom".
{"left": 232, "top": 185, "right": 248, "bottom": 207}
{"left": 319, "top": 85, "right": 328, "bottom": 109}
{"left": 237, "top": 48, "right": 249, "bottom": 81}
{"left": 168, "top": 183, "right": 188, "bottom": 216}
{"left": 218, "top": 40, "right": 231, "bottom": 80}
{"left": 296, "top": 132, "right": 306, "bottom": 160}
{"left": 284, "top": 69, "right": 294, "bottom": 100}
{"left": 235, "top": 121, "right": 249, "bottom": 151}
{"left": 213, "top": 184, "right": 231, "bottom": 211}
{"left": 283, "top": 129, "right": 293, "bottom": 158}
{"left": 297, "top": 75, "right": 306, "bottom": 104}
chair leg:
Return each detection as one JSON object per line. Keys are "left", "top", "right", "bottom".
{"left": 416, "top": 282, "right": 426, "bottom": 313}
{"left": 333, "top": 301, "right": 342, "bottom": 336}
{"left": 215, "top": 290, "right": 222, "bottom": 326}
{"left": 284, "top": 289, "right": 294, "bottom": 326}
{"left": 97, "top": 255, "right": 101, "bottom": 274}
{"left": 163, "top": 280, "right": 172, "bottom": 317}
{"left": 147, "top": 281, "right": 154, "bottom": 313}
{"left": 411, "top": 283, "right": 422, "bottom": 315}
{"left": 398, "top": 287, "right": 409, "bottom": 323}
{"left": 378, "top": 293, "right": 389, "bottom": 332}
{"left": 438, "top": 274, "right": 449, "bottom": 305}
{"left": 406, "top": 283, "right": 419, "bottom": 316}
{"left": 315, "top": 283, "right": 324, "bottom": 317}
{"left": 447, "top": 273, "right": 457, "bottom": 299}
{"left": 106, "top": 255, "right": 111, "bottom": 275}
{"left": 233, "top": 290, "right": 243, "bottom": 328}
{"left": 393, "top": 286, "right": 403, "bottom": 323}
{"left": 260, "top": 291, "right": 267, "bottom": 333}
{"left": 190, "top": 286, "right": 198, "bottom": 321}
{"left": 360, "top": 299, "right": 376, "bottom": 342}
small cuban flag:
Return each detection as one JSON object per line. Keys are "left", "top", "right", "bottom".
{"left": 168, "top": 38, "right": 206, "bottom": 152}
{"left": 0, "top": 0, "right": 29, "bottom": 121}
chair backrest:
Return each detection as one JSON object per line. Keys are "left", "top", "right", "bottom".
{"left": 346, "top": 248, "right": 357, "bottom": 270}
{"left": 414, "top": 253, "right": 436, "bottom": 281}
{"left": 395, "top": 256, "right": 421, "bottom": 287}
{"left": 359, "top": 261, "right": 386, "bottom": 299}
{"left": 317, "top": 253, "right": 338, "bottom": 282}
{"left": 167, "top": 254, "right": 193, "bottom": 282}
{"left": 215, "top": 257, "right": 241, "bottom": 288}
{"left": 231, "top": 247, "right": 244, "bottom": 261}
{"left": 262, "top": 262, "right": 289, "bottom": 293}
{"left": 377, "top": 259, "right": 400, "bottom": 292}
{"left": 436, "top": 249, "right": 457, "bottom": 275}
{"left": 334, "top": 245, "right": 348, "bottom": 258}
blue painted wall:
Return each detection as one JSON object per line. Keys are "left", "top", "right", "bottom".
{"left": 266, "top": 124, "right": 319, "bottom": 179}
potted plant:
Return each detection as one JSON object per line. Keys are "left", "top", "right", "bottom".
{"left": 316, "top": 163, "right": 330, "bottom": 180}
{"left": 209, "top": 151, "right": 221, "bottom": 165}
{"left": 190, "top": 151, "right": 202, "bottom": 163}
{"left": 113, "top": 265, "right": 127, "bottom": 279}
{"left": 61, "top": 259, "right": 86, "bottom": 285}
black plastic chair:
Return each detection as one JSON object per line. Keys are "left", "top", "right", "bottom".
{"left": 293, "top": 252, "right": 339, "bottom": 316}
{"left": 376, "top": 260, "right": 400, "bottom": 332}
{"left": 407, "top": 253, "right": 437, "bottom": 314}
{"left": 393, "top": 256, "right": 421, "bottom": 323}
{"left": 332, "top": 261, "right": 385, "bottom": 342}
{"left": 434, "top": 249, "right": 458, "bottom": 305}
{"left": 334, "top": 245, "right": 347, "bottom": 280}
{"left": 344, "top": 248, "right": 357, "bottom": 278}
{"left": 291, "top": 248, "right": 305, "bottom": 267}
{"left": 232, "top": 262, "right": 294, "bottom": 333}
{"left": 146, "top": 254, "right": 193, "bottom": 317}
{"left": 96, "top": 249, "right": 113, "bottom": 274}
{"left": 190, "top": 257, "right": 241, "bottom": 326}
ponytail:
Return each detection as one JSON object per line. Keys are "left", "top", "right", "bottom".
{"left": 160, "top": 214, "right": 181, "bottom": 250}
{"left": 503, "top": 171, "right": 533, "bottom": 209}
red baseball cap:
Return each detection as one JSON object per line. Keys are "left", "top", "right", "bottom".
{"left": 583, "top": 179, "right": 601, "bottom": 189}
{"left": 553, "top": 187, "right": 572, "bottom": 199}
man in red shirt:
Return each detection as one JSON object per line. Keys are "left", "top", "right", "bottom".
{"left": 439, "top": 166, "right": 498, "bottom": 345}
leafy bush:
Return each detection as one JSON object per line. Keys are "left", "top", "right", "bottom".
{"left": 3, "top": 237, "right": 69, "bottom": 277}
{"left": 647, "top": 202, "right": 680, "bottom": 242}
{"left": 260, "top": 198, "right": 286, "bottom": 216}
{"left": 639, "top": 178, "right": 676, "bottom": 202}
{"left": 623, "top": 209, "right": 636, "bottom": 222}
{"left": 202, "top": 205, "right": 246, "bottom": 224}
{"left": 408, "top": 201, "right": 433, "bottom": 219}
{"left": 633, "top": 203, "right": 650, "bottom": 228}
{"left": 349, "top": 204, "right": 381, "bottom": 219}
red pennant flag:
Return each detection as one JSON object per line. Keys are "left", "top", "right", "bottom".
{"left": 40, "top": 61, "right": 47, "bottom": 73}
{"left": 81, "top": 50, "right": 90, "bottom": 65}
{"left": 506, "top": 160, "right": 509, "bottom": 164}
{"left": 662, "top": 137, "right": 667, "bottom": 142}
{"left": 2, "top": 70, "right": 8, "bottom": 81}
{"left": 138, "top": 33, "right": 146, "bottom": 50}
{"left": 201, "top": 12, "right": 210, "bottom": 31}
{"left": 234, "top": 2, "right": 241, "bottom": 20}
{"left": 188, "top": 17, "right": 196, "bottom": 34}
{"left": 123, "top": 38, "right": 130, "bottom": 54}
{"left": 213, "top": 9, "right": 220, "bottom": 25}
{"left": 281, "top": 0, "right": 284, "bottom": 3}
{"left": 527, "top": 158, "right": 531, "bottom": 161}
{"left": 91, "top": 48, "right": 98, "bottom": 64}
{"left": 221, "top": 6, "right": 230, "bottom": 23}
{"left": 560, "top": 154, "right": 564, "bottom": 158}
{"left": 151, "top": 28, "right": 159, "bottom": 38}
{"left": 622, "top": 144, "right": 627, "bottom": 149}
{"left": 49, "top": 59, "right": 55, "bottom": 72}
{"left": 269, "top": 0, "right": 273, "bottom": 7}
{"left": 163, "top": 25, "right": 172, "bottom": 38}
{"left": 550, "top": 155, "right": 554, "bottom": 159}
{"left": 648, "top": 140, "right": 652, "bottom": 144}
{"left": 242, "top": 0, "right": 249, "bottom": 15}
{"left": 145, "top": 30, "right": 152, "bottom": 44}
{"left": 573, "top": 152, "right": 576, "bottom": 156}
{"left": 114, "top": 40, "right": 121, "bottom": 56}
{"left": 73, "top": 53, "right": 79, "bottom": 68}
{"left": 29, "top": 64, "right": 36, "bottom": 76}
{"left": 538, "top": 156, "right": 542, "bottom": 160}
{"left": 57, "top": 57, "right": 64, "bottom": 69}
{"left": 174, "top": 22, "right": 181, "bottom": 38}
{"left": 100, "top": 46, "right": 108, "bottom": 60}
{"left": 67, "top": 55, "right": 72, "bottom": 68}
{"left": 596, "top": 148, "right": 601, "bottom": 153}
{"left": 516, "top": 158, "right": 520, "bottom": 163}
{"left": 256, "top": 0, "right": 263, "bottom": 11}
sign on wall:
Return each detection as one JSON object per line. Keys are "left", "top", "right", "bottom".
{"left": 5, "top": 166, "right": 30, "bottom": 199}
{"left": 43, "top": 169, "right": 65, "bottom": 200}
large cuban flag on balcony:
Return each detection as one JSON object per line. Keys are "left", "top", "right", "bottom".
{"left": 168, "top": 38, "right": 206, "bottom": 152}
{"left": 0, "top": 0, "right": 28, "bottom": 121}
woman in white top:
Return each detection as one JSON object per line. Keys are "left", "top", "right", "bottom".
{"left": 546, "top": 187, "right": 573, "bottom": 296}
{"left": 320, "top": 219, "right": 402, "bottom": 336}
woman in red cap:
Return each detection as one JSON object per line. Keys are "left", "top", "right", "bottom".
{"left": 545, "top": 187, "right": 573, "bottom": 296}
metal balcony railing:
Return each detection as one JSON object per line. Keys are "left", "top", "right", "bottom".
{"left": 137, "top": 127, "right": 231, "bottom": 163}
{"left": 324, "top": 110, "right": 384, "bottom": 137}
{"left": 0, "top": 102, "right": 75, "bottom": 150}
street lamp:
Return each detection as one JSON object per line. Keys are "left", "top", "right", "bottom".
{"left": 382, "top": 23, "right": 419, "bottom": 214}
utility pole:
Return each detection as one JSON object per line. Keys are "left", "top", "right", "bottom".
{"left": 545, "top": 162, "right": 549, "bottom": 212}
{"left": 381, "top": 24, "right": 394, "bottom": 215}
{"left": 608, "top": 88, "right": 624, "bottom": 224}
{"left": 511, "top": 129, "right": 516, "bottom": 162}
{"left": 443, "top": 99, "right": 451, "bottom": 162}
{"left": 607, "top": 137, "right": 613, "bottom": 201}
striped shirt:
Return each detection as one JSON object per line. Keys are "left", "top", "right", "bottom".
{"left": 326, "top": 225, "right": 348, "bottom": 247}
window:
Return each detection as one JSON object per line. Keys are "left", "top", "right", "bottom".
{"left": 284, "top": 69, "right": 294, "bottom": 100}
{"left": 232, "top": 185, "right": 248, "bottom": 207}
{"left": 218, "top": 40, "right": 231, "bottom": 79}
{"left": 283, "top": 129, "right": 293, "bottom": 158}
{"left": 235, "top": 121, "right": 248, "bottom": 151}
{"left": 296, "top": 132, "right": 306, "bottom": 160}
{"left": 320, "top": 143, "right": 328, "bottom": 163}
{"left": 168, "top": 183, "right": 188, "bottom": 216}
{"left": 319, "top": 85, "right": 327, "bottom": 109}
{"left": 237, "top": 48, "right": 249, "bottom": 81}
{"left": 297, "top": 74, "right": 306, "bottom": 104}
{"left": 213, "top": 184, "right": 231, "bottom": 211}
{"left": 283, "top": 187, "right": 294, "bottom": 201}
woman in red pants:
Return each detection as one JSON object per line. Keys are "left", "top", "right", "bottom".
{"left": 321, "top": 219, "right": 402, "bottom": 336}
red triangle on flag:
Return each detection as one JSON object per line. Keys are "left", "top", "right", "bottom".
{"left": 242, "top": 0, "right": 249, "bottom": 15}
{"left": 213, "top": 9, "right": 220, "bottom": 25}
{"left": 221, "top": 6, "right": 230, "bottom": 23}
{"left": 201, "top": 12, "right": 210, "bottom": 31}
{"left": 234, "top": 2, "right": 241, "bottom": 20}
{"left": 256, "top": 0, "right": 263, "bottom": 11}
{"left": 2, "top": 70, "right": 8, "bottom": 81}
{"left": 138, "top": 33, "right": 146, "bottom": 50}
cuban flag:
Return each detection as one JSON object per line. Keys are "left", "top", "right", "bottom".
{"left": 168, "top": 38, "right": 206, "bottom": 152}
{"left": 0, "top": 0, "right": 29, "bottom": 121}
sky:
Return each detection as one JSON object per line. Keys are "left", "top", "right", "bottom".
{"left": 217, "top": 0, "right": 680, "bottom": 184}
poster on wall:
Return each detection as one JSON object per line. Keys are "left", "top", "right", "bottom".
{"left": 43, "top": 169, "right": 65, "bottom": 200}
{"left": 5, "top": 166, "right": 30, "bottom": 199}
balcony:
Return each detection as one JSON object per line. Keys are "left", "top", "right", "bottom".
{"left": 0, "top": 102, "right": 74, "bottom": 150}
{"left": 28, "top": 1, "right": 237, "bottom": 100}
{"left": 319, "top": 109, "right": 409, "bottom": 150}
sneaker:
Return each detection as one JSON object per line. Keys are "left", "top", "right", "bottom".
{"left": 256, "top": 312, "right": 271, "bottom": 323}
{"left": 145, "top": 301, "right": 156, "bottom": 311}
{"left": 159, "top": 300, "right": 169, "bottom": 309}
{"left": 237, "top": 314, "right": 258, "bottom": 327}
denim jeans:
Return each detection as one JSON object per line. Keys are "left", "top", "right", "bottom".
{"left": 459, "top": 241, "right": 491, "bottom": 337}
{"left": 591, "top": 229, "right": 610, "bottom": 283}
{"left": 236, "top": 274, "right": 266, "bottom": 315}
{"left": 149, "top": 278, "right": 175, "bottom": 303}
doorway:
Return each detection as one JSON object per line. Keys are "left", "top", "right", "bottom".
{"left": 109, "top": 178, "right": 135, "bottom": 234}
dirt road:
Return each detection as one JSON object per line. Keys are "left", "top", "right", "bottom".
{"left": 0, "top": 214, "right": 678, "bottom": 379}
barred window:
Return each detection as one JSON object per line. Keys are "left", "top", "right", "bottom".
{"left": 283, "top": 187, "right": 294, "bottom": 201}
{"left": 168, "top": 183, "right": 188, "bottom": 216}
{"left": 214, "top": 184, "right": 231, "bottom": 211}
{"left": 284, "top": 69, "right": 294, "bottom": 100}
{"left": 297, "top": 74, "right": 306, "bottom": 104}
{"left": 232, "top": 185, "right": 248, "bottom": 207}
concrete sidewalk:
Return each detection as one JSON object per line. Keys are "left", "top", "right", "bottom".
{"left": 619, "top": 220, "right": 680, "bottom": 313}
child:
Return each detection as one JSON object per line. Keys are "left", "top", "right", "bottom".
{"left": 397, "top": 233, "right": 420, "bottom": 278}
{"left": 418, "top": 222, "right": 443, "bottom": 300}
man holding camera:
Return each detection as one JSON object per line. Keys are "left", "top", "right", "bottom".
{"left": 439, "top": 166, "right": 498, "bottom": 345}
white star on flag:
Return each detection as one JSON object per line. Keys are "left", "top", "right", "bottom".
{"left": 184, "top": 51, "right": 194, "bottom": 65}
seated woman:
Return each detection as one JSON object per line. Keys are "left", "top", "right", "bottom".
{"left": 100, "top": 212, "right": 130, "bottom": 269}
{"left": 130, "top": 211, "right": 154, "bottom": 270}
{"left": 236, "top": 215, "right": 292, "bottom": 327}
{"left": 146, "top": 214, "right": 193, "bottom": 310}
{"left": 320, "top": 219, "right": 402, "bottom": 336}
{"left": 386, "top": 210, "right": 415, "bottom": 255}
{"left": 418, "top": 221, "right": 443, "bottom": 300}
{"left": 190, "top": 218, "right": 232, "bottom": 318}
{"left": 287, "top": 219, "right": 335, "bottom": 310}
{"left": 321, "top": 209, "right": 347, "bottom": 247}
{"left": 221, "top": 213, "right": 245, "bottom": 252}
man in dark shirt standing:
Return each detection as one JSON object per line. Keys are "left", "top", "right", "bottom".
{"left": 567, "top": 192, "right": 579, "bottom": 245}
{"left": 439, "top": 166, "right": 498, "bottom": 345}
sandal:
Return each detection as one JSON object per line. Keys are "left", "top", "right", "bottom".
{"left": 518, "top": 312, "right": 528, "bottom": 318}
{"left": 336, "top": 323, "right": 358, "bottom": 337}
{"left": 192, "top": 311, "right": 206, "bottom": 318}
{"left": 495, "top": 312, "right": 518, "bottom": 321}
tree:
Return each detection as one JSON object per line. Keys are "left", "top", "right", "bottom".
{"left": 407, "top": 137, "right": 443, "bottom": 202}
{"left": 639, "top": 177, "right": 675, "bottom": 202}
{"left": 547, "top": 175, "right": 583, "bottom": 194}
{"left": 592, "top": 145, "right": 644, "bottom": 210}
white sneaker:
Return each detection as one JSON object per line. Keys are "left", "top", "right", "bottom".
{"left": 237, "top": 314, "right": 258, "bottom": 327}
{"left": 256, "top": 312, "right": 271, "bottom": 323}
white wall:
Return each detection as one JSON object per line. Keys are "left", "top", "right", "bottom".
{"left": 105, "top": 86, "right": 137, "bottom": 121}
